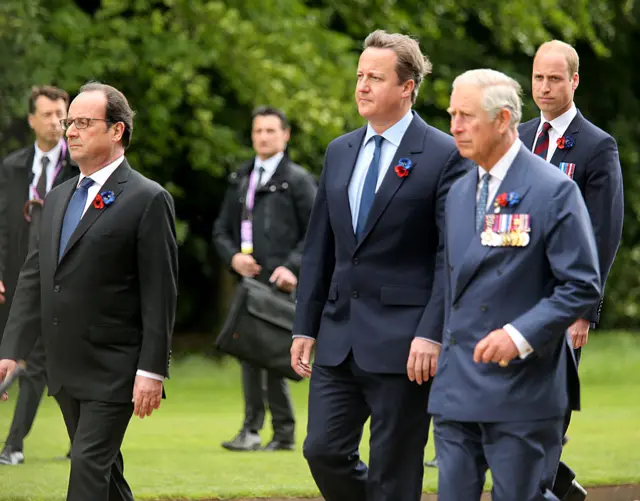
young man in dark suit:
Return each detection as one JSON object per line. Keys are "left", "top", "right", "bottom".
{"left": 0, "top": 86, "right": 77, "bottom": 465}
{"left": 518, "top": 40, "right": 624, "bottom": 501}
{"left": 213, "top": 106, "right": 317, "bottom": 452}
{"left": 291, "top": 30, "right": 470, "bottom": 501}
{"left": 0, "top": 82, "right": 178, "bottom": 501}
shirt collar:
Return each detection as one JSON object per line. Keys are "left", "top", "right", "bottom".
{"left": 34, "top": 139, "right": 63, "bottom": 168}
{"left": 78, "top": 155, "right": 125, "bottom": 188}
{"left": 539, "top": 102, "right": 577, "bottom": 136}
{"left": 254, "top": 151, "right": 284, "bottom": 177}
{"left": 363, "top": 109, "right": 414, "bottom": 148}
{"left": 478, "top": 138, "right": 522, "bottom": 181}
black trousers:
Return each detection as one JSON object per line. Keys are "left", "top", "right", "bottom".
{"left": 552, "top": 347, "right": 583, "bottom": 498}
{"left": 241, "top": 361, "right": 295, "bottom": 442}
{"left": 4, "top": 336, "right": 58, "bottom": 452}
{"left": 55, "top": 388, "right": 134, "bottom": 501}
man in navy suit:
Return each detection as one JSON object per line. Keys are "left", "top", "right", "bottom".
{"left": 426, "top": 69, "right": 601, "bottom": 501}
{"left": 519, "top": 40, "right": 624, "bottom": 501}
{"left": 290, "top": 30, "right": 470, "bottom": 501}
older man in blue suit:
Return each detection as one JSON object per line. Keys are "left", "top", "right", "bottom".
{"left": 519, "top": 40, "right": 624, "bottom": 501}
{"left": 426, "top": 69, "right": 601, "bottom": 501}
{"left": 290, "top": 30, "right": 470, "bottom": 501}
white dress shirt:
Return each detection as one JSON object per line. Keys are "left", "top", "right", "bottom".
{"left": 31, "top": 140, "right": 63, "bottom": 200}
{"left": 477, "top": 138, "right": 534, "bottom": 359}
{"left": 77, "top": 156, "right": 164, "bottom": 382}
{"left": 253, "top": 151, "right": 284, "bottom": 187}
{"left": 531, "top": 103, "right": 577, "bottom": 162}
{"left": 348, "top": 109, "right": 414, "bottom": 229}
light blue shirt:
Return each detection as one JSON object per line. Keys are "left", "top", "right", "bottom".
{"left": 348, "top": 109, "right": 414, "bottom": 230}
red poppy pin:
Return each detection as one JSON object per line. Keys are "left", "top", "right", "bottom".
{"left": 394, "top": 158, "right": 413, "bottom": 178}
{"left": 92, "top": 190, "right": 116, "bottom": 210}
{"left": 556, "top": 135, "right": 575, "bottom": 150}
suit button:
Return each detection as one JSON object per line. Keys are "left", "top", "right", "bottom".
{"left": 53, "top": 318, "right": 59, "bottom": 326}
{"left": 480, "top": 305, "right": 487, "bottom": 312}
{"left": 54, "top": 285, "right": 60, "bottom": 293}
{"left": 353, "top": 257, "right": 360, "bottom": 265}
{"left": 450, "top": 336, "right": 457, "bottom": 345}
{"left": 453, "top": 303, "right": 459, "bottom": 310}
{"left": 352, "top": 291, "right": 359, "bottom": 299}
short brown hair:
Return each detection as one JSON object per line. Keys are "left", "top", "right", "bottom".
{"left": 79, "top": 81, "right": 135, "bottom": 149}
{"left": 363, "top": 30, "right": 432, "bottom": 104}
{"left": 535, "top": 40, "right": 580, "bottom": 77}
{"left": 28, "top": 86, "right": 69, "bottom": 114}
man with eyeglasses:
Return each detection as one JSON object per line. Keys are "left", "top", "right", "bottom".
{"left": 0, "top": 85, "right": 77, "bottom": 466}
{"left": 0, "top": 82, "right": 178, "bottom": 501}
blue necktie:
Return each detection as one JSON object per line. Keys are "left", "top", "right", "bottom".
{"left": 356, "top": 135, "right": 383, "bottom": 240}
{"left": 59, "top": 177, "right": 94, "bottom": 261}
{"left": 476, "top": 173, "right": 490, "bottom": 232}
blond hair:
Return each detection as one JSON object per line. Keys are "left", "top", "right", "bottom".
{"left": 535, "top": 40, "right": 580, "bottom": 77}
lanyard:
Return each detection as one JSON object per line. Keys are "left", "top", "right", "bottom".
{"left": 240, "top": 168, "right": 262, "bottom": 254}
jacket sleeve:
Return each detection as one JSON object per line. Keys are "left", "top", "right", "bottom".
{"left": 582, "top": 136, "right": 624, "bottom": 324}
{"left": 212, "top": 181, "right": 241, "bottom": 269}
{"left": 0, "top": 158, "right": 9, "bottom": 281}
{"left": 283, "top": 169, "right": 318, "bottom": 276}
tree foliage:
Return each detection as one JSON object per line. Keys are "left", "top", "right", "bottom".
{"left": 1, "top": 0, "right": 637, "bottom": 330}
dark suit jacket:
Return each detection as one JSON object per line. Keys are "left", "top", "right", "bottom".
{"left": 293, "top": 112, "right": 471, "bottom": 374}
{"left": 519, "top": 110, "right": 623, "bottom": 324}
{"left": 0, "top": 144, "right": 78, "bottom": 336}
{"left": 212, "top": 154, "right": 317, "bottom": 283}
{"left": 0, "top": 159, "right": 178, "bottom": 403}
{"left": 428, "top": 146, "right": 601, "bottom": 422}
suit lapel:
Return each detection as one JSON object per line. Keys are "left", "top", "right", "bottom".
{"left": 453, "top": 149, "right": 532, "bottom": 302}
{"left": 339, "top": 127, "right": 366, "bottom": 251}
{"left": 519, "top": 118, "right": 540, "bottom": 151}
{"left": 356, "top": 114, "right": 426, "bottom": 248}
{"left": 549, "top": 111, "right": 584, "bottom": 166}
{"left": 52, "top": 179, "right": 78, "bottom": 268}
{"left": 449, "top": 172, "right": 479, "bottom": 294}
{"left": 58, "top": 160, "right": 131, "bottom": 264}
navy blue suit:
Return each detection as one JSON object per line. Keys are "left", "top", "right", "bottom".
{"left": 520, "top": 109, "right": 624, "bottom": 498}
{"left": 428, "top": 145, "right": 601, "bottom": 501}
{"left": 294, "top": 112, "right": 470, "bottom": 501}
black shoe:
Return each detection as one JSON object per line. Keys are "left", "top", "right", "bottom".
{"left": 563, "top": 480, "right": 587, "bottom": 501}
{"left": 262, "top": 440, "right": 294, "bottom": 451}
{"left": 424, "top": 456, "right": 439, "bottom": 468}
{"left": 0, "top": 445, "right": 24, "bottom": 465}
{"left": 221, "top": 431, "right": 261, "bottom": 451}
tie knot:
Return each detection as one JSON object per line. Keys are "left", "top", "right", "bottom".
{"left": 372, "top": 135, "right": 383, "bottom": 148}
{"left": 542, "top": 121, "right": 552, "bottom": 132}
{"left": 481, "top": 173, "right": 490, "bottom": 183}
{"left": 79, "top": 177, "right": 94, "bottom": 191}
{"left": 41, "top": 156, "right": 51, "bottom": 168}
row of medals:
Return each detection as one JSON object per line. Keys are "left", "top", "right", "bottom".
{"left": 481, "top": 230, "right": 530, "bottom": 247}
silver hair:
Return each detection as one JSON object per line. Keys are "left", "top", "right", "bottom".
{"left": 452, "top": 69, "right": 522, "bottom": 128}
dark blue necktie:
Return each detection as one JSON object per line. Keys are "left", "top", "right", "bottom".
{"left": 476, "top": 173, "right": 490, "bottom": 232}
{"left": 356, "top": 135, "right": 383, "bottom": 240}
{"left": 59, "top": 177, "right": 94, "bottom": 261}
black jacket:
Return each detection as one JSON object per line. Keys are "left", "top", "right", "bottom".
{"left": 212, "top": 154, "right": 317, "bottom": 283}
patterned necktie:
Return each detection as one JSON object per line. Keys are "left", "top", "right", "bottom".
{"left": 36, "top": 156, "right": 50, "bottom": 200}
{"left": 476, "top": 173, "right": 490, "bottom": 232}
{"left": 356, "top": 135, "right": 383, "bottom": 240}
{"left": 533, "top": 122, "right": 552, "bottom": 159}
{"left": 59, "top": 177, "right": 94, "bottom": 261}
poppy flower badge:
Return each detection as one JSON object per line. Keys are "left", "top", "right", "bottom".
{"left": 556, "top": 135, "right": 575, "bottom": 150}
{"left": 493, "top": 191, "right": 521, "bottom": 213}
{"left": 394, "top": 158, "right": 413, "bottom": 178}
{"left": 93, "top": 190, "right": 116, "bottom": 210}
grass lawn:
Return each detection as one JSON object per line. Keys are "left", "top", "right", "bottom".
{"left": 0, "top": 332, "right": 639, "bottom": 500}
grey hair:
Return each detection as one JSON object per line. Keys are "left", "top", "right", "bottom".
{"left": 452, "top": 69, "right": 522, "bottom": 128}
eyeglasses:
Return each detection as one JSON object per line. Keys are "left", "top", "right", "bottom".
{"left": 60, "top": 118, "right": 111, "bottom": 130}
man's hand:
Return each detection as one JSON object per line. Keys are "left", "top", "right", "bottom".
{"left": 0, "top": 359, "right": 18, "bottom": 401}
{"left": 291, "top": 337, "right": 315, "bottom": 378}
{"left": 569, "top": 318, "right": 590, "bottom": 349}
{"left": 0, "top": 280, "right": 5, "bottom": 304}
{"left": 473, "top": 329, "right": 519, "bottom": 366}
{"left": 231, "top": 253, "right": 261, "bottom": 278}
{"left": 270, "top": 266, "right": 297, "bottom": 293}
{"left": 133, "top": 376, "right": 163, "bottom": 419}
{"left": 407, "top": 338, "right": 441, "bottom": 384}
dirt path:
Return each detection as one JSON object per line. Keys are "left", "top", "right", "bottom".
{"left": 161, "top": 484, "right": 640, "bottom": 501}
